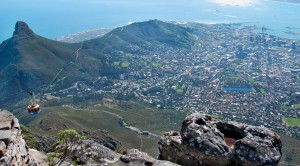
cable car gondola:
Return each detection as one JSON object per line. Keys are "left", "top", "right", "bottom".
{"left": 27, "top": 91, "right": 40, "bottom": 115}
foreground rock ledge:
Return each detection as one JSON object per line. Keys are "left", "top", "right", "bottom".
{"left": 158, "top": 113, "right": 282, "bottom": 166}
{"left": 0, "top": 110, "right": 37, "bottom": 165}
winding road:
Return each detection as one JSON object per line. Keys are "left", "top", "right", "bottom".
{"left": 49, "top": 42, "right": 83, "bottom": 86}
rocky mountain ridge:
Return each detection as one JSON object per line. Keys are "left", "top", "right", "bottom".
{"left": 0, "top": 110, "right": 282, "bottom": 166}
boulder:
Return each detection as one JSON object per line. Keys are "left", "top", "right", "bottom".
{"left": 74, "top": 140, "right": 121, "bottom": 165}
{"left": 159, "top": 113, "right": 282, "bottom": 166}
{"left": 29, "top": 149, "right": 47, "bottom": 165}
{"left": 118, "top": 149, "right": 178, "bottom": 166}
{"left": 72, "top": 140, "right": 178, "bottom": 165}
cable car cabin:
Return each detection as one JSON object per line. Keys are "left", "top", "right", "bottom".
{"left": 27, "top": 104, "right": 40, "bottom": 115}
{"left": 27, "top": 91, "right": 40, "bottom": 115}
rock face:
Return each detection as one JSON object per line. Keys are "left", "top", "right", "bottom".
{"left": 117, "top": 149, "right": 178, "bottom": 166}
{"left": 158, "top": 113, "right": 282, "bottom": 166}
{"left": 12, "top": 21, "right": 35, "bottom": 42}
{"left": 0, "top": 110, "right": 37, "bottom": 165}
{"left": 71, "top": 140, "right": 178, "bottom": 166}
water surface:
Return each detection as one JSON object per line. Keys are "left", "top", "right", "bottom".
{"left": 0, "top": 0, "right": 299, "bottom": 42}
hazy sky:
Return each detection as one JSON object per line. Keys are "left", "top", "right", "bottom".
{"left": 0, "top": 0, "right": 299, "bottom": 42}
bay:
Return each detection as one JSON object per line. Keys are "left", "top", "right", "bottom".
{"left": 0, "top": 0, "right": 299, "bottom": 42}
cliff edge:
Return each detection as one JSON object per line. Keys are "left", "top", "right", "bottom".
{"left": 0, "top": 110, "right": 38, "bottom": 165}
{"left": 158, "top": 113, "right": 282, "bottom": 166}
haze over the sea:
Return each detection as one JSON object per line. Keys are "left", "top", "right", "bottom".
{"left": 1, "top": 0, "right": 300, "bottom": 42}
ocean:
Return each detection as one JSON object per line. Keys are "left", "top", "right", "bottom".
{"left": 0, "top": 0, "right": 300, "bottom": 42}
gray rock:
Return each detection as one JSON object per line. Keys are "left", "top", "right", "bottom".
{"left": 71, "top": 140, "right": 177, "bottom": 166}
{"left": 159, "top": 113, "right": 282, "bottom": 166}
{"left": 0, "top": 111, "right": 14, "bottom": 131}
{"left": 118, "top": 149, "right": 178, "bottom": 166}
{"left": 74, "top": 140, "right": 121, "bottom": 165}
{"left": 29, "top": 149, "right": 47, "bottom": 166}
{"left": 13, "top": 118, "right": 20, "bottom": 129}
{"left": 0, "top": 141, "right": 6, "bottom": 158}
{"left": 0, "top": 130, "right": 11, "bottom": 146}
{"left": 0, "top": 121, "right": 12, "bottom": 131}
{"left": 0, "top": 110, "right": 37, "bottom": 165}
{"left": 0, "top": 111, "right": 14, "bottom": 122}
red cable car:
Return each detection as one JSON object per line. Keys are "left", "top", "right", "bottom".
{"left": 27, "top": 91, "right": 40, "bottom": 115}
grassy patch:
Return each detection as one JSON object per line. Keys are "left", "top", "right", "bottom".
{"left": 283, "top": 117, "right": 300, "bottom": 127}
{"left": 113, "top": 61, "right": 120, "bottom": 66}
{"left": 293, "top": 104, "right": 300, "bottom": 109}
{"left": 280, "top": 103, "right": 288, "bottom": 110}
{"left": 247, "top": 78, "right": 255, "bottom": 83}
{"left": 260, "top": 88, "right": 267, "bottom": 94}
{"left": 125, "top": 53, "right": 133, "bottom": 57}
{"left": 176, "top": 89, "right": 184, "bottom": 93}
{"left": 153, "top": 63, "right": 162, "bottom": 67}
{"left": 121, "top": 62, "right": 130, "bottom": 68}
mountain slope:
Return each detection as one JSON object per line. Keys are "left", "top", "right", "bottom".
{"left": 0, "top": 22, "right": 101, "bottom": 104}
{"left": 84, "top": 20, "right": 194, "bottom": 51}
{"left": 0, "top": 20, "right": 195, "bottom": 105}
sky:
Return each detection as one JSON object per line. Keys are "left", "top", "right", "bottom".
{"left": 0, "top": 0, "right": 300, "bottom": 42}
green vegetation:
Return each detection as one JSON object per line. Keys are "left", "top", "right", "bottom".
{"left": 20, "top": 125, "right": 39, "bottom": 149}
{"left": 121, "top": 61, "right": 130, "bottom": 68}
{"left": 223, "top": 77, "right": 250, "bottom": 88}
{"left": 48, "top": 129, "right": 85, "bottom": 166}
{"left": 293, "top": 104, "right": 300, "bottom": 109}
{"left": 279, "top": 103, "right": 288, "bottom": 110}
{"left": 103, "top": 20, "right": 193, "bottom": 49}
{"left": 260, "top": 88, "right": 267, "bottom": 94}
{"left": 153, "top": 62, "right": 162, "bottom": 67}
{"left": 278, "top": 132, "right": 300, "bottom": 165}
{"left": 176, "top": 89, "right": 184, "bottom": 93}
{"left": 19, "top": 100, "right": 187, "bottom": 157}
{"left": 113, "top": 61, "right": 120, "bottom": 66}
{"left": 247, "top": 77, "right": 255, "bottom": 83}
{"left": 125, "top": 53, "right": 133, "bottom": 57}
{"left": 283, "top": 117, "right": 300, "bottom": 127}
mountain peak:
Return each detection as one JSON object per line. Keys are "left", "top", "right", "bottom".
{"left": 13, "top": 21, "right": 35, "bottom": 40}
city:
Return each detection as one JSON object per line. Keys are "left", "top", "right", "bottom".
{"left": 48, "top": 22, "right": 300, "bottom": 139}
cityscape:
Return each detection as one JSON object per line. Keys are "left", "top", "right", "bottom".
{"left": 49, "top": 22, "right": 300, "bottom": 139}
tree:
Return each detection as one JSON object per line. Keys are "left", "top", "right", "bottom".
{"left": 48, "top": 129, "right": 84, "bottom": 166}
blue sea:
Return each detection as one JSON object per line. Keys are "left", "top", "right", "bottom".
{"left": 1, "top": 0, "right": 300, "bottom": 42}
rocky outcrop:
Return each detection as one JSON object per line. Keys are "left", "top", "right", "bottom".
{"left": 158, "top": 113, "right": 282, "bottom": 166}
{"left": 12, "top": 21, "right": 35, "bottom": 41}
{"left": 0, "top": 110, "right": 37, "bottom": 165}
{"left": 71, "top": 140, "right": 178, "bottom": 166}
{"left": 117, "top": 149, "right": 178, "bottom": 166}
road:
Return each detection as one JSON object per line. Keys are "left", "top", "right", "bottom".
{"left": 49, "top": 42, "right": 83, "bottom": 86}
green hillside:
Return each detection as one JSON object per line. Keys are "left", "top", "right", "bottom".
{"left": 84, "top": 20, "right": 194, "bottom": 52}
